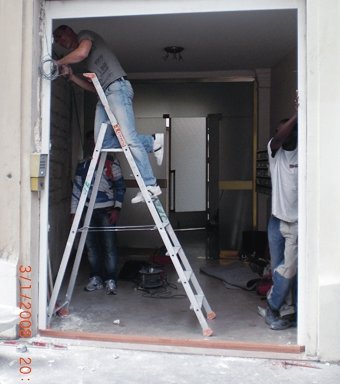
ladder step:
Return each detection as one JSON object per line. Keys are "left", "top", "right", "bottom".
{"left": 196, "top": 294, "right": 204, "bottom": 307}
{"left": 78, "top": 225, "right": 157, "bottom": 232}
{"left": 165, "top": 246, "right": 181, "bottom": 257}
{"left": 177, "top": 269, "right": 193, "bottom": 284}
{"left": 189, "top": 295, "right": 204, "bottom": 311}
{"left": 101, "top": 148, "right": 124, "bottom": 153}
{"left": 184, "top": 270, "right": 193, "bottom": 281}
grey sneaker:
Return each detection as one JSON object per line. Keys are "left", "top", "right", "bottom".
{"left": 131, "top": 185, "right": 162, "bottom": 204}
{"left": 85, "top": 276, "right": 103, "bottom": 292}
{"left": 105, "top": 279, "right": 117, "bottom": 295}
{"left": 153, "top": 133, "right": 164, "bottom": 166}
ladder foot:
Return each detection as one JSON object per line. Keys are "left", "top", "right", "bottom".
{"left": 56, "top": 304, "right": 70, "bottom": 318}
{"left": 57, "top": 307, "right": 70, "bottom": 318}
{"left": 207, "top": 311, "right": 217, "bottom": 320}
{"left": 203, "top": 328, "right": 214, "bottom": 337}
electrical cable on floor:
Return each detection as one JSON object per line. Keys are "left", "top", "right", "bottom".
{"left": 137, "top": 278, "right": 186, "bottom": 299}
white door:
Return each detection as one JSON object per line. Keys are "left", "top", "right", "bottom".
{"left": 171, "top": 117, "right": 206, "bottom": 212}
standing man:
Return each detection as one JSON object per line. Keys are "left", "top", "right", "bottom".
{"left": 265, "top": 111, "right": 298, "bottom": 330}
{"left": 71, "top": 132, "right": 126, "bottom": 295}
{"left": 53, "top": 25, "right": 164, "bottom": 204}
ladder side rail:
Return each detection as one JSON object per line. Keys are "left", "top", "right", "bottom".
{"left": 46, "top": 123, "right": 107, "bottom": 324}
{"left": 165, "top": 224, "right": 214, "bottom": 316}
{"left": 64, "top": 151, "right": 108, "bottom": 307}
{"left": 155, "top": 226, "right": 211, "bottom": 332}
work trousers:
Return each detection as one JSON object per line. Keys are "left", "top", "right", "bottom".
{"left": 267, "top": 215, "right": 298, "bottom": 312}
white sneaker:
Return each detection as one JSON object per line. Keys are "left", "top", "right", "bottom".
{"left": 153, "top": 133, "right": 164, "bottom": 166}
{"left": 131, "top": 185, "right": 162, "bottom": 204}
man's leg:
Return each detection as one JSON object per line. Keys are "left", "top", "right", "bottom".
{"left": 268, "top": 215, "right": 285, "bottom": 272}
{"left": 94, "top": 104, "right": 155, "bottom": 153}
{"left": 265, "top": 220, "right": 298, "bottom": 330}
{"left": 104, "top": 79, "right": 157, "bottom": 187}
{"left": 84, "top": 210, "right": 104, "bottom": 291}
{"left": 268, "top": 220, "right": 298, "bottom": 311}
{"left": 95, "top": 209, "right": 119, "bottom": 295}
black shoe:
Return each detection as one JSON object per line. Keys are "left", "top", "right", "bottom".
{"left": 282, "top": 312, "right": 297, "bottom": 327}
{"left": 265, "top": 304, "right": 292, "bottom": 330}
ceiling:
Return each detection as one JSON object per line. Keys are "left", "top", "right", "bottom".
{"left": 53, "top": 9, "right": 297, "bottom": 76}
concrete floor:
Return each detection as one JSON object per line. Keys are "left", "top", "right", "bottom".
{"left": 1, "top": 340, "right": 340, "bottom": 384}
{"left": 49, "top": 230, "right": 297, "bottom": 349}
{"left": 5, "top": 231, "right": 337, "bottom": 384}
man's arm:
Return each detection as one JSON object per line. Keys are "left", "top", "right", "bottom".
{"left": 111, "top": 159, "right": 126, "bottom": 209}
{"left": 108, "top": 159, "right": 126, "bottom": 225}
{"left": 270, "top": 113, "right": 297, "bottom": 153}
{"left": 60, "top": 65, "right": 95, "bottom": 93}
{"left": 56, "top": 39, "right": 92, "bottom": 66}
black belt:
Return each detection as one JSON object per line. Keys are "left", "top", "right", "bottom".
{"left": 104, "top": 76, "right": 128, "bottom": 91}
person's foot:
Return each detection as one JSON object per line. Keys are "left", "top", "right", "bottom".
{"left": 84, "top": 276, "right": 103, "bottom": 292}
{"left": 265, "top": 304, "right": 292, "bottom": 330}
{"left": 153, "top": 133, "right": 164, "bottom": 166}
{"left": 105, "top": 279, "right": 117, "bottom": 295}
{"left": 131, "top": 185, "right": 162, "bottom": 204}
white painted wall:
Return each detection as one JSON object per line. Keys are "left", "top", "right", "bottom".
{"left": 0, "top": 0, "right": 42, "bottom": 337}
{"left": 305, "top": 0, "right": 340, "bottom": 361}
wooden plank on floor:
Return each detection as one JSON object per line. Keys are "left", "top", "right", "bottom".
{"left": 39, "top": 329, "right": 304, "bottom": 354}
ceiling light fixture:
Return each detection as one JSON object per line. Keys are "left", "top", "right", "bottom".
{"left": 163, "top": 46, "right": 184, "bottom": 61}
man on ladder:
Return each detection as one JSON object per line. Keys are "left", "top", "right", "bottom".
{"left": 53, "top": 25, "right": 164, "bottom": 203}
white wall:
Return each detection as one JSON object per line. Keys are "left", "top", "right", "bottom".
{"left": 0, "top": 0, "right": 42, "bottom": 336}
{"left": 305, "top": 0, "right": 340, "bottom": 361}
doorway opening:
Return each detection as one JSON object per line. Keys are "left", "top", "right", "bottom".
{"left": 39, "top": 1, "right": 306, "bottom": 353}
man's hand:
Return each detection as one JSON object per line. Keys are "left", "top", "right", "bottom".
{"left": 59, "top": 64, "right": 73, "bottom": 80}
{"left": 108, "top": 209, "right": 120, "bottom": 225}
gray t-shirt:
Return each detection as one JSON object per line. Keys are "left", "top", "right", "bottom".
{"left": 78, "top": 30, "right": 126, "bottom": 89}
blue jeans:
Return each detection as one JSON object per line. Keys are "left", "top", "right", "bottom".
{"left": 94, "top": 78, "right": 156, "bottom": 186}
{"left": 267, "top": 215, "right": 298, "bottom": 311}
{"left": 85, "top": 208, "right": 118, "bottom": 281}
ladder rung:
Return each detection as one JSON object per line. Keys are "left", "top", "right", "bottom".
{"left": 184, "top": 270, "right": 193, "bottom": 281}
{"left": 177, "top": 270, "right": 193, "bottom": 283}
{"left": 166, "top": 246, "right": 181, "bottom": 257}
{"left": 189, "top": 295, "right": 204, "bottom": 311}
{"left": 78, "top": 225, "right": 157, "bottom": 232}
{"left": 101, "top": 148, "right": 124, "bottom": 153}
{"left": 195, "top": 294, "right": 204, "bottom": 307}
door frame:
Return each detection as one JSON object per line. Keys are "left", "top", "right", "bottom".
{"left": 39, "top": 0, "right": 307, "bottom": 349}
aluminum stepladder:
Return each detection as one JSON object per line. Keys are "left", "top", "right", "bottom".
{"left": 47, "top": 73, "right": 216, "bottom": 336}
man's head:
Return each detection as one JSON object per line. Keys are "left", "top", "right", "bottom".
{"left": 53, "top": 25, "right": 78, "bottom": 50}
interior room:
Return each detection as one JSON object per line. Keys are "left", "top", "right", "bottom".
{"left": 44, "top": 8, "right": 300, "bottom": 351}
